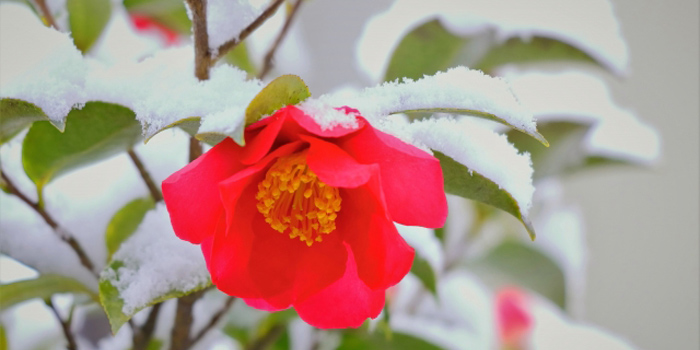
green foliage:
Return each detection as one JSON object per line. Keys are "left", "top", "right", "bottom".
{"left": 22, "top": 102, "right": 142, "bottom": 198}
{"left": 223, "top": 42, "right": 258, "bottom": 76}
{"left": 0, "top": 275, "right": 98, "bottom": 311}
{"left": 436, "top": 151, "right": 536, "bottom": 240}
{"left": 105, "top": 197, "right": 155, "bottom": 261}
{"left": 469, "top": 240, "right": 567, "bottom": 308}
{"left": 123, "top": 0, "right": 192, "bottom": 34}
{"left": 410, "top": 255, "right": 437, "bottom": 296}
{"left": 245, "top": 74, "right": 311, "bottom": 126}
{"left": 67, "top": 0, "right": 112, "bottom": 53}
{"left": 0, "top": 98, "right": 49, "bottom": 144}
{"left": 0, "top": 323, "right": 6, "bottom": 350}
{"left": 338, "top": 330, "right": 442, "bottom": 350}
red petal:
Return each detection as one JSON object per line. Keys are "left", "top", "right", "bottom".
{"left": 243, "top": 298, "right": 289, "bottom": 312}
{"left": 290, "top": 106, "right": 364, "bottom": 138}
{"left": 340, "top": 174, "right": 415, "bottom": 290}
{"left": 303, "top": 135, "right": 374, "bottom": 188}
{"left": 339, "top": 123, "right": 447, "bottom": 228}
{"left": 162, "top": 138, "right": 243, "bottom": 244}
{"left": 294, "top": 245, "right": 385, "bottom": 329}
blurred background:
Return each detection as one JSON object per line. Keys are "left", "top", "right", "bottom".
{"left": 289, "top": 0, "right": 699, "bottom": 349}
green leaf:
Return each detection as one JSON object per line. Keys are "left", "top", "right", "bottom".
{"left": 475, "top": 35, "right": 603, "bottom": 75}
{"left": 0, "top": 98, "right": 49, "bottom": 144}
{"left": 384, "top": 19, "right": 466, "bottom": 82}
{"left": 410, "top": 255, "right": 437, "bottom": 297}
{"left": 124, "top": 0, "right": 192, "bottom": 34}
{"left": 22, "top": 102, "right": 142, "bottom": 198}
{"left": 105, "top": 197, "right": 155, "bottom": 261}
{"left": 222, "top": 42, "right": 257, "bottom": 76}
{"left": 435, "top": 151, "right": 536, "bottom": 240}
{"left": 468, "top": 240, "right": 567, "bottom": 309}
{"left": 401, "top": 108, "right": 548, "bottom": 146}
{"left": 99, "top": 261, "right": 211, "bottom": 334}
{"left": 245, "top": 75, "right": 311, "bottom": 126}
{"left": 338, "top": 331, "right": 442, "bottom": 350}
{"left": 0, "top": 275, "right": 98, "bottom": 310}
{"left": 508, "top": 121, "right": 637, "bottom": 179}
{"left": 67, "top": 0, "right": 112, "bottom": 53}
{"left": 0, "top": 323, "right": 6, "bottom": 350}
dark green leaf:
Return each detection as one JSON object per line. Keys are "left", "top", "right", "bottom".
{"left": 435, "top": 151, "right": 536, "bottom": 240}
{"left": 476, "top": 35, "right": 604, "bottom": 75}
{"left": 0, "top": 275, "right": 97, "bottom": 310}
{"left": 411, "top": 255, "right": 437, "bottom": 296}
{"left": 124, "top": 0, "right": 191, "bottom": 34}
{"left": 67, "top": 0, "right": 112, "bottom": 52}
{"left": 22, "top": 102, "right": 142, "bottom": 198}
{"left": 468, "top": 240, "right": 567, "bottom": 309}
{"left": 0, "top": 98, "right": 49, "bottom": 144}
{"left": 384, "top": 19, "right": 466, "bottom": 82}
{"left": 338, "top": 331, "right": 442, "bottom": 350}
{"left": 99, "top": 261, "right": 211, "bottom": 334}
{"left": 245, "top": 75, "right": 311, "bottom": 126}
{"left": 105, "top": 197, "right": 155, "bottom": 261}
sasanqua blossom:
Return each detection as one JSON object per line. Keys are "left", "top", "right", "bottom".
{"left": 163, "top": 105, "right": 447, "bottom": 328}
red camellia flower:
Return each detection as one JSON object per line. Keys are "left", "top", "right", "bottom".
{"left": 162, "top": 105, "right": 447, "bottom": 328}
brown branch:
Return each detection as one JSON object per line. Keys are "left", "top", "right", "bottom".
{"left": 133, "top": 303, "right": 163, "bottom": 350}
{"left": 169, "top": 289, "right": 207, "bottom": 350}
{"left": 1, "top": 171, "right": 97, "bottom": 276}
{"left": 33, "top": 0, "right": 59, "bottom": 30}
{"left": 127, "top": 149, "right": 163, "bottom": 203}
{"left": 185, "top": 0, "right": 212, "bottom": 80}
{"left": 189, "top": 297, "right": 236, "bottom": 347}
{"left": 212, "top": 0, "right": 285, "bottom": 63}
{"left": 189, "top": 137, "right": 203, "bottom": 161}
{"left": 246, "top": 323, "right": 286, "bottom": 350}
{"left": 47, "top": 298, "right": 77, "bottom": 350}
{"left": 258, "top": 0, "right": 304, "bottom": 79}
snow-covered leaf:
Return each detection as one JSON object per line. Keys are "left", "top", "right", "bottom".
{"left": 411, "top": 255, "right": 438, "bottom": 297}
{"left": 0, "top": 275, "right": 98, "bottom": 310}
{"left": 67, "top": 0, "right": 112, "bottom": 53}
{"left": 436, "top": 151, "right": 535, "bottom": 240}
{"left": 468, "top": 240, "right": 567, "bottom": 309}
{"left": 105, "top": 197, "right": 155, "bottom": 261}
{"left": 22, "top": 102, "right": 142, "bottom": 198}
{"left": 245, "top": 74, "right": 311, "bottom": 126}
{"left": 124, "top": 0, "right": 192, "bottom": 34}
{"left": 0, "top": 98, "right": 50, "bottom": 144}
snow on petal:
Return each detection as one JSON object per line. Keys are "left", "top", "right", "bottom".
{"left": 0, "top": 3, "right": 88, "bottom": 123}
{"left": 357, "top": 0, "right": 628, "bottom": 81}
{"left": 506, "top": 71, "right": 661, "bottom": 164}
{"left": 319, "top": 66, "right": 537, "bottom": 137}
{"left": 407, "top": 117, "right": 535, "bottom": 216}
{"left": 106, "top": 204, "right": 209, "bottom": 315}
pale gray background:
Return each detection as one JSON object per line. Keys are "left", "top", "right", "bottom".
{"left": 290, "top": 1, "right": 699, "bottom": 349}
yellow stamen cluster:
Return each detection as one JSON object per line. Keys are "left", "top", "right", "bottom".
{"left": 256, "top": 151, "right": 341, "bottom": 246}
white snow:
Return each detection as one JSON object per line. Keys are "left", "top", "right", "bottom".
{"left": 319, "top": 66, "right": 538, "bottom": 137}
{"left": 204, "top": 0, "right": 265, "bottom": 50}
{"left": 408, "top": 117, "right": 535, "bottom": 216}
{"left": 357, "top": 0, "right": 629, "bottom": 82}
{"left": 506, "top": 71, "right": 661, "bottom": 164}
{"left": 105, "top": 203, "right": 209, "bottom": 315}
{"left": 297, "top": 99, "right": 360, "bottom": 131}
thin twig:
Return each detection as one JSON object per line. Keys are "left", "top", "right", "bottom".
{"left": 246, "top": 323, "right": 286, "bottom": 350}
{"left": 213, "top": 0, "right": 285, "bottom": 63}
{"left": 33, "top": 0, "right": 59, "bottom": 30}
{"left": 189, "top": 297, "right": 236, "bottom": 347}
{"left": 169, "top": 289, "right": 207, "bottom": 350}
{"left": 1, "top": 171, "right": 97, "bottom": 276}
{"left": 185, "top": 0, "right": 212, "bottom": 80}
{"left": 47, "top": 298, "right": 78, "bottom": 350}
{"left": 127, "top": 149, "right": 163, "bottom": 203}
{"left": 132, "top": 303, "right": 163, "bottom": 350}
{"left": 258, "top": 0, "right": 304, "bottom": 79}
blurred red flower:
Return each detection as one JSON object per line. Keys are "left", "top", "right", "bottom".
{"left": 163, "top": 105, "right": 447, "bottom": 328}
{"left": 496, "top": 287, "right": 533, "bottom": 347}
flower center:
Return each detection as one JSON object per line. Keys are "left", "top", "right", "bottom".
{"left": 255, "top": 151, "right": 341, "bottom": 246}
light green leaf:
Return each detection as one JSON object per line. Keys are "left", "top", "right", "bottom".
{"left": 0, "top": 323, "right": 6, "bottom": 350}
{"left": 435, "top": 151, "right": 536, "bottom": 240}
{"left": 384, "top": 19, "right": 466, "bottom": 82}
{"left": 338, "top": 331, "right": 442, "bottom": 350}
{"left": 508, "top": 120, "right": 636, "bottom": 179}
{"left": 22, "top": 102, "right": 142, "bottom": 198}
{"left": 0, "top": 98, "right": 50, "bottom": 144}
{"left": 67, "top": 0, "right": 112, "bottom": 53}
{"left": 468, "top": 240, "right": 567, "bottom": 309}
{"left": 0, "top": 275, "right": 98, "bottom": 310}
{"left": 105, "top": 197, "right": 155, "bottom": 261}
{"left": 99, "top": 261, "right": 210, "bottom": 334}
{"left": 410, "top": 255, "right": 437, "bottom": 297}
{"left": 222, "top": 42, "right": 257, "bottom": 76}
{"left": 245, "top": 75, "right": 311, "bottom": 126}
{"left": 123, "top": 0, "right": 191, "bottom": 34}
{"left": 476, "top": 35, "right": 603, "bottom": 75}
